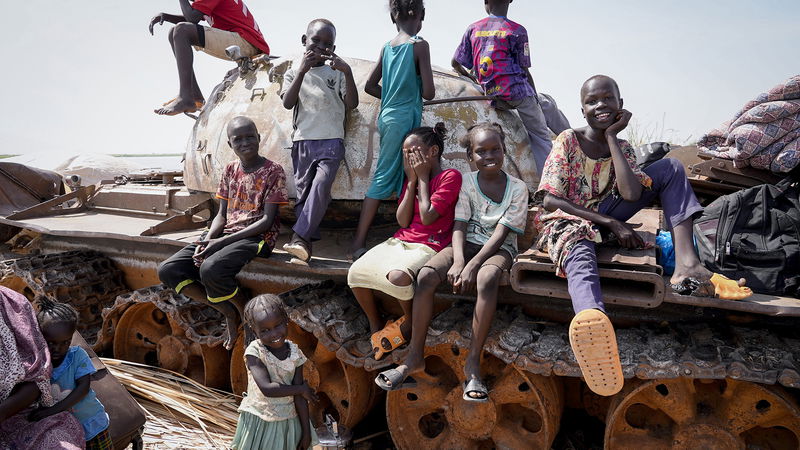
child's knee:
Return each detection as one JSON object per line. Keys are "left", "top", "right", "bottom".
{"left": 172, "top": 22, "right": 197, "bottom": 40}
{"left": 157, "top": 260, "right": 183, "bottom": 285}
{"left": 476, "top": 266, "right": 502, "bottom": 292}
{"left": 198, "top": 261, "right": 223, "bottom": 285}
{"left": 387, "top": 270, "right": 413, "bottom": 287}
{"left": 416, "top": 267, "right": 441, "bottom": 292}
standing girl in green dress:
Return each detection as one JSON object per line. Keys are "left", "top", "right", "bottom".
{"left": 232, "top": 295, "right": 318, "bottom": 449}
{"left": 351, "top": 0, "right": 436, "bottom": 259}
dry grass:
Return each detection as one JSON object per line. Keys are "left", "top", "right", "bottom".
{"left": 625, "top": 115, "right": 692, "bottom": 148}
{"left": 102, "top": 358, "right": 240, "bottom": 449}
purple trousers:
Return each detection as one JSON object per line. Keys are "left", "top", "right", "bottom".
{"left": 292, "top": 139, "right": 345, "bottom": 242}
{"left": 564, "top": 158, "right": 704, "bottom": 313}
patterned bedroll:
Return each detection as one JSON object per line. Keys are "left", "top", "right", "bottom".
{"left": 698, "top": 75, "right": 800, "bottom": 173}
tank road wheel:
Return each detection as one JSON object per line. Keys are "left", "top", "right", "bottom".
{"left": 604, "top": 378, "right": 800, "bottom": 449}
{"left": 290, "top": 322, "right": 380, "bottom": 429}
{"left": 113, "top": 302, "right": 230, "bottom": 390}
{"left": 230, "top": 334, "right": 248, "bottom": 396}
{"left": 386, "top": 344, "right": 564, "bottom": 449}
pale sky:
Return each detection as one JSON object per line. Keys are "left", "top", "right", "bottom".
{"left": 1, "top": 1, "right": 797, "bottom": 157}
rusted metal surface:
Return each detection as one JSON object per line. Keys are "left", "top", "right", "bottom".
{"left": 274, "top": 281, "right": 800, "bottom": 392}
{"left": 289, "top": 321, "right": 381, "bottom": 430}
{"left": 5, "top": 250, "right": 127, "bottom": 348}
{"left": 512, "top": 209, "right": 664, "bottom": 309}
{"left": 6, "top": 185, "right": 97, "bottom": 220}
{"left": 692, "top": 150, "right": 783, "bottom": 187}
{"left": 385, "top": 343, "right": 563, "bottom": 449}
{"left": 184, "top": 57, "right": 540, "bottom": 199}
{"left": 604, "top": 378, "right": 800, "bottom": 449}
{"left": 0, "top": 162, "right": 64, "bottom": 216}
{"left": 140, "top": 198, "right": 213, "bottom": 237}
{"left": 512, "top": 260, "right": 665, "bottom": 309}
{"left": 107, "top": 286, "right": 230, "bottom": 390}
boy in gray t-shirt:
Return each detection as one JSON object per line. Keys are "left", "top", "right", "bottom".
{"left": 280, "top": 18, "right": 358, "bottom": 263}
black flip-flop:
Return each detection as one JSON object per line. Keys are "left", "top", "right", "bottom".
{"left": 375, "top": 368, "right": 418, "bottom": 391}
{"left": 463, "top": 378, "right": 489, "bottom": 403}
{"left": 670, "top": 277, "right": 714, "bottom": 297}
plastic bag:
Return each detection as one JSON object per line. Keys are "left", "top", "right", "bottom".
{"left": 656, "top": 231, "right": 675, "bottom": 275}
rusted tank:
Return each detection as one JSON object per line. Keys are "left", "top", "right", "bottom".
{"left": 2, "top": 55, "right": 800, "bottom": 449}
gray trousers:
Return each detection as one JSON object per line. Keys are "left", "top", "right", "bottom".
{"left": 496, "top": 93, "right": 570, "bottom": 175}
{"left": 292, "top": 139, "right": 345, "bottom": 242}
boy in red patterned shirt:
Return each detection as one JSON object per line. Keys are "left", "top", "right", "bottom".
{"left": 159, "top": 117, "right": 288, "bottom": 349}
{"left": 149, "top": 0, "right": 270, "bottom": 116}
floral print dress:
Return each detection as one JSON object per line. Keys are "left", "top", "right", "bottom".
{"left": 533, "top": 129, "right": 652, "bottom": 276}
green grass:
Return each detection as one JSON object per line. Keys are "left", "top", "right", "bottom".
{"left": 110, "top": 153, "right": 183, "bottom": 157}
{"left": 0, "top": 154, "right": 17, "bottom": 159}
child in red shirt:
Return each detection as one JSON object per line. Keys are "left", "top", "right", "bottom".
{"left": 348, "top": 124, "right": 462, "bottom": 360}
{"left": 149, "top": 0, "right": 270, "bottom": 116}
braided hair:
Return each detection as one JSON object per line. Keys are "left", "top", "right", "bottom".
{"left": 243, "top": 294, "right": 288, "bottom": 330}
{"left": 389, "top": 0, "right": 424, "bottom": 22}
{"left": 459, "top": 122, "right": 507, "bottom": 156}
{"left": 406, "top": 122, "right": 447, "bottom": 158}
{"left": 36, "top": 297, "right": 79, "bottom": 329}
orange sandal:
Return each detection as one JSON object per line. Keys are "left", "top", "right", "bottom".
{"left": 370, "top": 317, "right": 407, "bottom": 360}
{"left": 710, "top": 273, "right": 753, "bottom": 300}
{"left": 569, "top": 309, "right": 624, "bottom": 397}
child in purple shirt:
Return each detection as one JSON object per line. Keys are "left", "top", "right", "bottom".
{"left": 452, "top": 0, "right": 561, "bottom": 175}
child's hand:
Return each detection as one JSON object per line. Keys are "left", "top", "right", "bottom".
{"left": 324, "top": 53, "right": 351, "bottom": 74}
{"left": 410, "top": 147, "right": 433, "bottom": 180}
{"left": 298, "top": 433, "right": 312, "bottom": 450}
{"left": 194, "top": 238, "right": 224, "bottom": 259}
{"left": 403, "top": 148, "right": 418, "bottom": 183}
{"left": 298, "top": 50, "right": 322, "bottom": 74}
{"left": 457, "top": 262, "right": 481, "bottom": 294}
{"left": 608, "top": 219, "right": 645, "bottom": 249}
{"left": 300, "top": 382, "right": 319, "bottom": 403}
{"left": 604, "top": 109, "right": 633, "bottom": 137}
{"left": 148, "top": 13, "right": 166, "bottom": 35}
{"left": 28, "top": 407, "right": 55, "bottom": 422}
{"left": 447, "top": 261, "right": 465, "bottom": 293}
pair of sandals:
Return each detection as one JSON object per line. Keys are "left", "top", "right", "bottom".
{"left": 670, "top": 273, "right": 752, "bottom": 300}
{"left": 374, "top": 367, "right": 489, "bottom": 402}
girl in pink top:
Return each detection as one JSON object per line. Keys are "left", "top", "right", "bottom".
{"left": 348, "top": 124, "right": 462, "bottom": 360}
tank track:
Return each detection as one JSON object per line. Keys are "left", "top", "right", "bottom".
{"left": 282, "top": 281, "right": 800, "bottom": 390}
{"left": 98, "top": 285, "right": 228, "bottom": 350}
{"left": 4, "top": 250, "right": 128, "bottom": 348}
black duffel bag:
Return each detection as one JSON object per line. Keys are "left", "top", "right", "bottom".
{"left": 693, "top": 174, "right": 800, "bottom": 297}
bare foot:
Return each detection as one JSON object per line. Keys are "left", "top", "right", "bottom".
{"left": 670, "top": 263, "right": 713, "bottom": 287}
{"left": 464, "top": 358, "right": 481, "bottom": 381}
{"left": 381, "top": 354, "right": 426, "bottom": 388}
{"left": 154, "top": 97, "right": 199, "bottom": 116}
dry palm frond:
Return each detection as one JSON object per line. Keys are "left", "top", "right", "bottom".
{"left": 101, "top": 358, "right": 241, "bottom": 449}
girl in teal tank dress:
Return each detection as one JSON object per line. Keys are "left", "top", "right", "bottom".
{"left": 351, "top": 0, "right": 435, "bottom": 259}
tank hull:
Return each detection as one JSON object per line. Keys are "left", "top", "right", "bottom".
{"left": 183, "top": 57, "right": 539, "bottom": 198}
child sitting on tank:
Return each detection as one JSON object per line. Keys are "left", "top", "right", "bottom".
{"left": 349, "top": 124, "right": 461, "bottom": 361}
{"left": 280, "top": 19, "right": 359, "bottom": 265}
{"left": 159, "top": 116, "right": 288, "bottom": 350}
{"left": 149, "top": 0, "right": 270, "bottom": 116}
{"left": 376, "top": 123, "right": 528, "bottom": 404}
{"left": 452, "top": 0, "right": 566, "bottom": 175}
{"left": 533, "top": 75, "right": 752, "bottom": 397}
